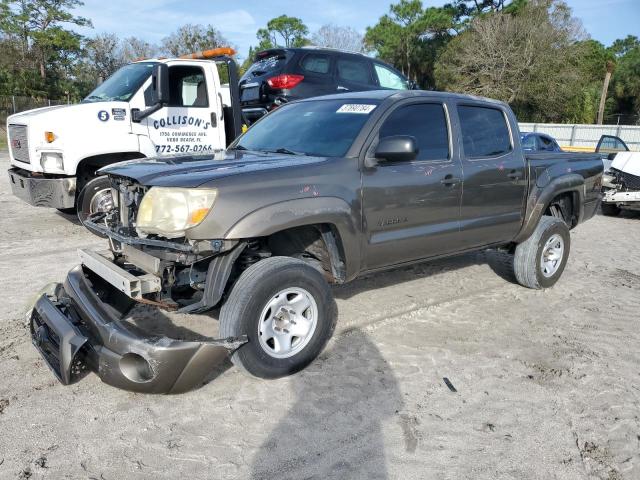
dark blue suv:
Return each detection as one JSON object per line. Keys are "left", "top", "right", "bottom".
{"left": 239, "top": 47, "right": 414, "bottom": 123}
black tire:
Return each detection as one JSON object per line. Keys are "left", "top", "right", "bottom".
{"left": 219, "top": 256, "right": 337, "bottom": 379}
{"left": 600, "top": 202, "right": 621, "bottom": 217}
{"left": 514, "top": 216, "right": 570, "bottom": 290}
{"left": 77, "top": 175, "right": 114, "bottom": 234}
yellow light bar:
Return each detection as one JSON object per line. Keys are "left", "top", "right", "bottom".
{"left": 178, "top": 47, "right": 236, "bottom": 60}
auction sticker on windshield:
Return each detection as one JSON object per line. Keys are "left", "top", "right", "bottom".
{"left": 336, "top": 104, "right": 377, "bottom": 114}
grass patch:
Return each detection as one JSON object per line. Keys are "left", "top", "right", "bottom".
{"left": 0, "top": 129, "right": 6, "bottom": 151}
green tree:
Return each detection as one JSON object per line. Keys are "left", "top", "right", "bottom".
{"left": 365, "top": 1, "right": 456, "bottom": 86}
{"left": 256, "top": 15, "right": 308, "bottom": 50}
{"left": 435, "top": 0, "right": 590, "bottom": 122}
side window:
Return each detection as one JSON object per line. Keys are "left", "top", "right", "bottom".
{"left": 301, "top": 54, "right": 331, "bottom": 74}
{"left": 539, "top": 136, "right": 554, "bottom": 151}
{"left": 521, "top": 135, "right": 537, "bottom": 151}
{"left": 458, "top": 105, "right": 511, "bottom": 158}
{"left": 374, "top": 64, "right": 408, "bottom": 90}
{"left": 379, "top": 103, "right": 449, "bottom": 161}
{"left": 337, "top": 57, "right": 373, "bottom": 85}
{"left": 168, "top": 66, "right": 208, "bottom": 108}
{"left": 597, "top": 135, "right": 628, "bottom": 153}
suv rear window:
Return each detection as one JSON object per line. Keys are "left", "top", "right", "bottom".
{"left": 458, "top": 105, "right": 511, "bottom": 158}
{"left": 244, "top": 52, "right": 288, "bottom": 77}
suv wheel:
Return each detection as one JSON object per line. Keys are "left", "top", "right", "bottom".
{"left": 220, "top": 256, "right": 337, "bottom": 378}
{"left": 513, "top": 216, "right": 570, "bottom": 289}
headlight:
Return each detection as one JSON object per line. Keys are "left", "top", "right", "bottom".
{"left": 40, "top": 152, "right": 64, "bottom": 173}
{"left": 136, "top": 187, "right": 217, "bottom": 238}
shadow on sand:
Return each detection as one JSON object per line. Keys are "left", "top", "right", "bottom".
{"left": 249, "top": 329, "right": 403, "bottom": 480}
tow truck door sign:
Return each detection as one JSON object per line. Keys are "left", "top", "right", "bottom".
{"left": 143, "top": 65, "right": 220, "bottom": 155}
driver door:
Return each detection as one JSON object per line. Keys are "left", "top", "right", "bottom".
{"left": 144, "top": 63, "right": 225, "bottom": 156}
{"left": 361, "top": 101, "right": 464, "bottom": 270}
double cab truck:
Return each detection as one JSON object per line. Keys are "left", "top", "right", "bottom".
{"left": 7, "top": 48, "right": 242, "bottom": 218}
{"left": 28, "top": 89, "right": 604, "bottom": 393}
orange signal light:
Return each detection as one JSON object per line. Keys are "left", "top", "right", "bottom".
{"left": 178, "top": 47, "right": 236, "bottom": 60}
{"left": 45, "top": 131, "right": 56, "bottom": 143}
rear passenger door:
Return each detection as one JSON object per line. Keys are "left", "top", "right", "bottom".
{"left": 361, "top": 101, "right": 464, "bottom": 269}
{"left": 335, "top": 55, "right": 377, "bottom": 93}
{"left": 297, "top": 52, "right": 336, "bottom": 98}
{"left": 456, "top": 104, "right": 527, "bottom": 247}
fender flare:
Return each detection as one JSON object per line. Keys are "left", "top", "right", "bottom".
{"left": 225, "top": 197, "right": 361, "bottom": 280}
{"left": 514, "top": 173, "right": 585, "bottom": 243}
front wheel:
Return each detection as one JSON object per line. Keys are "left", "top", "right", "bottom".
{"left": 219, "top": 256, "right": 337, "bottom": 379}
{"left": 513, "top": 216, "right": 571, "bottom": 289}
{"left": 77, "top": 176, "right": 114, "bottom": 234}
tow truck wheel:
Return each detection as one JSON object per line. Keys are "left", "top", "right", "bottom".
{"left": 77, "top": 176, "right": 114, "bottom": 235}
{"left": 220, "top": 256, "right": 337, "bottom": 379}
{"left": 600, "top": 202, "right": 621, "bottom": 216}
{"left": 513, "top": 216, "right": 570, "bottom": 290}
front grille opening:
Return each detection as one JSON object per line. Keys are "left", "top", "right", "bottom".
{"left": 8, "top": 124, "right": 30, "bottom": 164}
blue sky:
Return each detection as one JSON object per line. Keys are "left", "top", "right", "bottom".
{"left": 75, "top": 0, "right": 640, "bottom": 61}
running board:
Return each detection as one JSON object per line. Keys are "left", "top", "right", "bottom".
{"left": 77, "top": 249, "right": 161, "bottom": 299}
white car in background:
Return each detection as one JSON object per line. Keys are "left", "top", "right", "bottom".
{"left": 601, "top": 149, "right": 640, "bottom": 216}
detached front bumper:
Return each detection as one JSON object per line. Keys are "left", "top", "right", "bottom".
{"left": 8, "top": 167, "right": 76, "bottom": 209}
{"left": 29, "top": 265, "right": 246, "bottom": 393}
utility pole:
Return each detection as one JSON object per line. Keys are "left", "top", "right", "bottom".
{"left": 597, "top": 61, "right": 615, "bottom": 125}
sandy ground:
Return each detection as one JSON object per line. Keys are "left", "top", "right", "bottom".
{"left": 0, "top": 151, "right": 639, "bottom": 480}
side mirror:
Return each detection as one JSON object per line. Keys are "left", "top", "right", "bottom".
{"left": 409, "top": 80, "right": 420, "bottom": 90}
{"left": 132, "top": 64, "right": 169, "bottom": 122}
{"left": 151, "top": 63, "right": 170, "bottom": 105}
{"left": 374, "top": 135, "right": 418, "bottom": 163}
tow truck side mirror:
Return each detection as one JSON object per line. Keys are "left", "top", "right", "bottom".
{"left": 151, "top": 63, "right": 170, "bottom": 105}
{"left": 132, "top": 64, "right": 170, "bottom": 123}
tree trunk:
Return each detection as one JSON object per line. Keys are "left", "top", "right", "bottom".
{"left": 597, "top": 70, "right": 612, "bottom": 125}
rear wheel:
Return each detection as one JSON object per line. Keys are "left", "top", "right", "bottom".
{"left": 513, "top": 216, "right": 570, "bottom": 289}
{"left": 600, "top": 202, "right": 621, "bottom": 217}
{"left": 219, "top": 256, "right": 337, "bottom": 379}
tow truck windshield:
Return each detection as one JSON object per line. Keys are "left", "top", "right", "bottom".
{"left": 83, "top": 62, "right": 157, "bottom": 103}
{"left": 233, "top": 99, "right": 380, "bottom": 157}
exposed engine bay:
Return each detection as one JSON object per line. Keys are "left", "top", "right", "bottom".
{"left": 602, "top": 152, "right": 640, "bottom": 213}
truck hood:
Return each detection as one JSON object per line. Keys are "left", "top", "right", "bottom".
{"left": 100, "top": 150, "right": 330, "bottom": 187}
{"left": 611, "top": 152, "right": 640, "bottom": 177}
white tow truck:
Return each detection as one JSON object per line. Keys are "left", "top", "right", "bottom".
{"left": 7, "top": 47, "right": 242, "bottom": 216}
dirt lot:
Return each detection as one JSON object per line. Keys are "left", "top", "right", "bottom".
{"left": 0, "top": 152, "right": 639, "bottom": 480}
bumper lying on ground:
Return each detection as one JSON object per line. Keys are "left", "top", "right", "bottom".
{"left": 29, "top": 266, "right": 246, "bottom": 393}
{"left": 8, "top": 167, "right": 76, "bottom": 209}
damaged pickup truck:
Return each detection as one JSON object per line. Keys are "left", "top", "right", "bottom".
{"left": 28, "top": 90, "right": 604, "bottom": 393}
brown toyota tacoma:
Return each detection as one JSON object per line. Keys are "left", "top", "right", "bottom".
{"left": 28, "top": 90, "right": 603, "bottom": 393}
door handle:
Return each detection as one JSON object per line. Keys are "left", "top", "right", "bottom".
{"left": 337, "top": 86, "right": 349, "bottom": 91}
{"left": 441, "top": 174, "right": 461, "bottom": 186}
{"left": 507, "top": 170, "right": 522, "bottom": 180}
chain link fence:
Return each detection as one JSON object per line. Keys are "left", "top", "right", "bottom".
{"left": 1, "top": 95, "right": 68, "bottom": 149}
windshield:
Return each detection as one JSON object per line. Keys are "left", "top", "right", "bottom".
{"left": 234, "top": 99, "right": 380, "bottom": 157}
{"left": 83, "top": 62, "right": 156, "bottom": 103}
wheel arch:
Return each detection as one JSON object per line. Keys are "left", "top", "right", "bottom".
{"left": 76, "top": 152, "right": 146, "bottom": 191}
{"left": 514, "top": 173, "right": 585, "bottom": 243}
{"left": 225, "top": 197, "right": 361, "bottom": 280}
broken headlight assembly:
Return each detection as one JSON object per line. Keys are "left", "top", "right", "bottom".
{"left": 136, "top": 187, "right": 217, "bottom": 238}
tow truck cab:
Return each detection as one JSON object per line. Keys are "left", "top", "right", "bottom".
{"left": 7, "top": 48, "right": 242, "bottom": 212}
